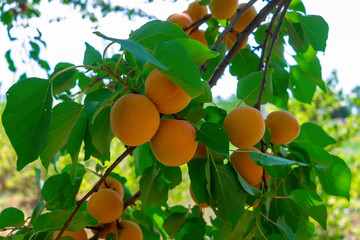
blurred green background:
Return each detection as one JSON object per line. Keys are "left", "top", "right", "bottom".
{"left": 0, "top": 71, "right": 359, "bottom": 239}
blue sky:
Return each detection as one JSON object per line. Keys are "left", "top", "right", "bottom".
{"left": 1, "top": 0, "right": 359, "bottom": 98}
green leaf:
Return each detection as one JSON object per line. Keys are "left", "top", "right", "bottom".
{"left": 89, "top": 106, "right": 114, "bottom": 160}
{"left": 2, "top": 78, "right": 52, "bottom": 170}
{"left": 130, "top": 20, "right": 188, "bottom": 51}
{"left": 249, "top": 151, "right": 308, "bottom": 178}
{"left": 41, "top": 173, "right": 82, "bottom": 210}
{"left": 289, "top": 65, "right": 317, "bottom": 103}
{"left": 294, "top": 55, "right": 325, "bottom": 91}
{"left": 289, "top": 0, "right": 306, "bottom": 13}
{"left": 196, "top": 122, "right": 229, "bottom": 157}
{"left": 163, "top": 212, "right": 187, "bottom": 237}
{"left": 299, "top": 15, "right": 329, "bottom": 52}
{"left": 201, "top": 43, "right": 226, "bottom": 81}
{"left": 175, "top": 38, "right": 219, "bottom": 66}
{"left": 210, "top": 162, "right": 247, "bottom": 228}
{"left": 94, "top": 32, "right": 167, "bottom": 70}
{"left": 286, "top": 13, "right": 308, "bottom": 53}
{"left": 51, "top": 63, "right": 76, "bottom": 95}
{"left": 40, "top": 101, "right": 84, "bottom": 168}
{"left": 180, "top": 217, "right": 206, "bottom": 240}
{"left": 177, "top": 100, "right": 206, "bottom": 124}
{"left": 230, "top": 47, "right": 260, "bottom": 79}
{"left": 272, "top": 62, "right": 290, "bottom": 97}
{"left": 293, "top": 122, "right": 336, "bottom": 147}
{"left": 237, "top": 71, "right": 273, "bottom": 106}
{"left": 133, "top": 142, "right": 156, "bottom": 177}
{"left": 153, "top": 40, "right": 203, "bottom": 98}
{"left": 0, "top": 208, "right": 25, "bottom": 228}
{"left": 317, "top": 156, "right": 351, "bottom": 200}
{"left": 140, "top": 166, "right": 168, "bottom": 208}
{"left": 84, "top": 42, "right": 102, "bottom": 66}
{"left": 33, "top": 210, "right": 97, "bottom": 233}
{"left": 290, "top": 189, "right": 327, "bottom": 229}
{"left": 188, "top": 158, "right": 210, "bottom": 206}
{"left": 5, "top": 50, "right": 16, "bottom": 72}
{"left": 204, "top": 106, "right": 227, "bottom": 125}
{"left": 163, "top": 166, "right": 182, "bottom": 190}
{"left": 195, "top": 81, "right": 212, "bottom": 103}
{"left": 84, "top": 89, "right": 114, "bottom": 123}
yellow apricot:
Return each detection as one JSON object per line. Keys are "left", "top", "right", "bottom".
{"left": 223, "top": 106, "right": 265, "bottom": 149}
{"left": 145, "top": 69, "right": 191, "bottom": 114}
{"left": 192, "top": 142, "right": 207, "bottom": 158}
{"left": 110, "top": 94, "right": 160, "bottom": 146}
{"left": 87, "top": 188, "right": 124, "bottom": 223}
{"left": 167, "top": 13, "right": 193, "bottom": 34}
{"left": 117, "top": 220, "right": 143, "bottom": 240}
{"left": 230, "top": 147, "right": 263, "bottom": 186}
{"left": 209, "top": 0, "right": 238, "bottom": 20}
{"left": 99, "top": 177, "right": 124, "bottom": 199}
{"left": 150, "top": 119, "right": 198, "bottom": 166}
{"left": 55, "top": 230, "right": 87, "bottom": 240}
{"left": 230, "top": 3, "right": 257, "bottom": 32}
{"left": 265, "top": 110, "right": 300, "bottom": 145}
{"left": 190, "top": 186, "right": 209, "bottom": 208}
{"left": 187, "top": 1, "right": 208, "bottom": 22}
{"left": 189, "top": 29, "right": 208, "bottom": 47}
{"left": 223, "top": 31, "right": 247, "bottom": 51}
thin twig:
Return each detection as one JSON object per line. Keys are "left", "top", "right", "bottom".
{"left": 123, "top": 190, "right": 142, "bottom": 209}
{"left": 55, "top": 146, "right": 136, "bottom": 240}
{"left": 183, "top": 14, "right": 212, "bottom": 32}
{"left": 254, "top": 0, "right": 290, "bottom": 110}
{"left": 207, "top": 0, "right": 285, "bottom": 88}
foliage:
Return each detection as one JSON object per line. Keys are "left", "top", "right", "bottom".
{"left": 0, "top": 0, "right": 354, "bottom": 239}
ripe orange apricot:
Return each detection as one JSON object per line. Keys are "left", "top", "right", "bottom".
{"left": 99, "top": 177, "right": 124, "bottom": 199}
{"left": 167, "top": 13, "right": 193, "bottom": 34}
{"left": 110, "top": 94, "right": 160, "bottom": 146}
{"left": 187, "top": 1, "right": 208, "bottom": 22}
{"left": 87, "top": 188, "right": 124, "bottom": 223}
{"left": 189, "top": 29, "right": 208, "bottom": 47}
{"left": 190, "top": 186, "right": 209, "bottom": 208}
{"left": 150, "top": 119, "right": 198, "bottom": 166}
{"left": 145, "top": 69, "right": 191, "bottom": 114}
{"left": 223, "top": 31, "right": 247, "bottom": 51}
{"left": 55, "top": 229, "right": 87, "bottom": 240}
{"left": 117, "top": 220, "right": 143, "bottom": 240}
{"left": 230, "top": 3, "right": 257, "bottom": 32}
{"left": 265, "top": 110, "right": 300, "bottom": 145}
{"left": 192, "top": 142, "right": 207, "bottom": 158}
{"left": 209, "top": 0, "right": 238, "bottom": 20}
{"left": 223, "top": 106, "right": 265, "bottom": 149}
{"left": 230, "top": 147, "right": 263, "bottom": 186}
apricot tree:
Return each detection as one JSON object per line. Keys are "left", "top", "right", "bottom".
{"left": 0, "top": 0, "right": 352, "bottom": 239}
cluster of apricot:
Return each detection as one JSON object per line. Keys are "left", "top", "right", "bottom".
{"left": 166, "top": 0, "right": 257, "bottom": 50}
{"left": 110, "top": 69, "right": 198, "bottom": 167}
{"left": 224, "top": 107, "right": 300, "bottom": 188}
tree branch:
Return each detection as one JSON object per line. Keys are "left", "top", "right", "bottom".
{"left": 55, "top": 146, "right": 136, "bottom": 240}
{"left": 123, "top": 190, "right": 142, "bottom": 209}
{"left": 207, "top": 0, "right": 285, "bottom": 88}
{"left": 183, "top": 14, "right": 212, "bottom": 32}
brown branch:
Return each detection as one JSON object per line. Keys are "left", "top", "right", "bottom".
{"left": 254, "top": 0, "right": 290, "bottom": 110}
{"left": 183, "top": 14, "right": 212, "bottom": 32}
{"left": 123, "top": 190, "right": 142, "bottom": 209}
{"left": 55, "top": 146, "right": 136, "bottom": 240}
{"left": 207, "top": 0, "right": 285, "bottom": 88}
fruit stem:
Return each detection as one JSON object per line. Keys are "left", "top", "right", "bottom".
{"left": 102, "top": 41, "right": 116, "bottom": 69}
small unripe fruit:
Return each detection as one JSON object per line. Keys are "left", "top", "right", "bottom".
{"left": 110, "top": 94, "right": 160, "bottom": 146}
{"left": 209, "top": 0, "right": 238, "bottom": 20}
{"left": 265, "top": 110, "right": 300, "bottom": 145}
{"left": 150, "top": 119, "right": 198, "bottom": 166}
{"left": 223, "top": 106, "right": 265, "bottom": 149}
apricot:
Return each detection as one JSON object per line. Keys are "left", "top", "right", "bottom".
{"left": 167, "top": 13, "right": 193, "bottom": 34}
{"left": 192, "top": 142, "right": 207, "bottom": 158}
{"left": 110, "top": 94, "right": 160, "bottom": 146}
{"left": 99, "top": 177, "right": 124, "bottom": 199}
{"left": 230, "top": 3, "right": 257, "bottom": 32}
{"left": 117, "top": 220, "right": 143, "bottom": 240}
{"left": 187, "top": 1, "right": 208, "bottom": 22}
{"left": 189, "top": 29, "right": 208, "bottom": 47}
{"left": 87, "top": 188, "right": 124, "bottom": 223}
{"left": 230, "top": 147, "right": 263, "bottom": 186}
{"left": 55, "top": 229, "right": 87, "bottom": 240}
{"left": 150, "top": 119, "right": 197, "bottom": 166}
{"left": 265, "top": 110, "right": 300, "bottom": 145}
{"left": 145, "top": 69, "right": 191, "bottom": 114}
{"left": 223, "top": 106, "right": 265, "bottom": 149}
{"left": 190, "top": 186, "right": 209, "bottom": 208}
{"left": 209, "top": 0, "right": 238, "bottom": 20}
{"left": 223, "top": 31, "right": 247, "bottom": 51}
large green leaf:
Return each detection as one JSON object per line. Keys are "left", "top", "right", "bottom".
{"left": 294, "top": 54, "right": 325, "bottom": 91}
{"left": 204, "top": 106, "right": 227, "bottom": 125}
{"left": 51, "top": 62, "right": 76, "bottom": 95}
{"left": 2, "top": 78, "right": 53, "bottom": 170}
{"left": 40, "top": 101, "right": 84, "bottom": 168}
{"left": 293, "top": 122, "right": 336, "bottom": 147}
{"left": 317, "top": 156, "right": 351, "bottom": 200}
{"left": 133, "top": 142, "right": 156, "bottom": 177}
{"left": 130, "top": 20, "right": 188, "bottom": 51}
{"left": 153, "top": 40, "right": 203, "bottom": 98}
{"left": 0, "top": 208, "right": 25, "bottom": 228}
{"left": 188, "top": 158, "right": 210, "bottom": 206}
{"left": 84, "top": 88, "right": 114, "bottom": 123}
{"left": 290, "top": 189, "right": 327, "bottom": 229}
{"left": 196, "top": 122, "right": 229, "bottom": 157}
{"left": 94, "top": 32, "right": 167, "bottom": 70}
{"left": 163, "top": 212, "right": 187, "bottom": 237}
{"left": 289, "top": 65, "right": 317, "bottom": 103}
{"left": 83, "top": 42, "right": 102, "bottom": 66}
{"left": 230, "top": 47, "right": 260, "bottom": 79}
{"left": 299, "top": 15, "right": 329, "bottom": 52}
